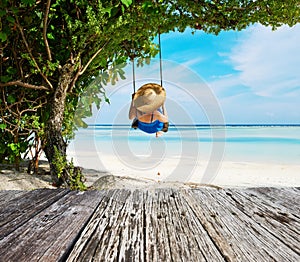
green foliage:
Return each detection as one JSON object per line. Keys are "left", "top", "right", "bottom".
{"left": 0, "top": 136, "right": 23, "bottom": 164}
{"left": 7, "top": 142, "right": 27, "bottom": 162}
{"left": 21, "top": 0, "right": 35, "bottom": 6}
{"left": 0, "top": 125, "right": 28, "bottom": 166}
{"left": 53, "top": 147, "right": 66, "bottom": 179}
{"left": 121, "top": 0, "right": 132, "bottom": 8}
{"left": 0, "top": 87, "right": 45, "bottom": 167}
{"left": 0, "top": 32, "right": 7, "bottom": 42}
{"left": 68, "top": 161, "right": 87, "bottom": 191}
{"left": 53, "top": 147, "right": 87, "bottom": 191}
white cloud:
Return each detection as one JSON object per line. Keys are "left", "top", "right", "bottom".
{"left": 181, "top": 56, "right": 206, "bottom": 68}
{"left": 229, "top": 24, "right": 300, "bottom": 97}
{"left": 209, "top": 74, "right": 242, "bottom": 91}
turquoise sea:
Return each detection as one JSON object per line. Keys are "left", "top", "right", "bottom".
{"left": 69, "top": 125, "right": 300, "bottom": 169}
{"left": 69, "top": 125, "right": 300, "bottom": 177}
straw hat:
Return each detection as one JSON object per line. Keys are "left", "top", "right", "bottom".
{"left": 133, "top": 83, "right": 166, "bottom": 113}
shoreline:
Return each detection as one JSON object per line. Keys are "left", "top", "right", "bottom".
{"left": 0, "top": 159, "right": 299, "bottom": 191}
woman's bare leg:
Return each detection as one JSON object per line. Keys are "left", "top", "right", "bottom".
{"left": 156, "top": 131, "right": 163, "bottom": 138}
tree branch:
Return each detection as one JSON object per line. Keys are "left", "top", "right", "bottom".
{"left": 68, "top": 59, "right": 81, "bottom": 92}
{"left": 14, "top": 16, "right": 53, "bottom": 89}
{"left": 0, "top": 81, "right": 49, "bottom": 91}
{"left": 66, "top": 40, "right": 110, "bottom": 92}
{"left": 43, "top": 0, "right": 52, "bottom": 61}
{"left": 79, "top": 39, "right": 110, "bottom": 76}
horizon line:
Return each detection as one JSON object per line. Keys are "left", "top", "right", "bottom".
{"left": 86, "top": 123, "right": 300, "bottom": 127}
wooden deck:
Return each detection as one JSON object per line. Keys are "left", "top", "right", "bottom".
{"left": 0, "top": 187, "right": 299, "bottom": 261}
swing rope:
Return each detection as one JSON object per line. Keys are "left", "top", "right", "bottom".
{"left": 158, "top": 32, "right": 163, "bottom": 87}
{"left": 131, "top": 56, "right": 136, "bottom": 93}
{"left": 131, "top": 32, "right": 163, "bottom": 94}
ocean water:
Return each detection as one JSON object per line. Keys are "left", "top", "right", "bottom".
{"left": 70, "top": 125, "right": 300, "bottom": 163}
{"left": 68, "top": 125, "right": 300, "bottom": 182}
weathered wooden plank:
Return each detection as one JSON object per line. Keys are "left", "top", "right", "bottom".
{"left": 0, "top": 188, "right": 69, "bottom": 240}
{"left": 0, "top": 187, "right": 299, "bottom": 262}
{"left": 224, "top": 188, "right": 300, "bottom": 255}
{"left": 120, "top": 189, "right": 146, "bottom": 261}
{"left": 0, "top": 190, "right": 104, "bottom": 261}
{"left": 247, "top": 187, "right": 300, "bottom": 216}
{"left": 144, "top": 189, "right": 225, "bottom": 262}
{"left": 216, "top": 188, "right": 300, "bottom": 261}
{"left": 0, "top": 190, "right": 27, "bottom": 205}
{"left": 67, "top": 189, "right": 225, "bottom": 262}
{"left": 183, "top": 188, "right": 300, "bottom": 261}
{"left": 89, "top": 189, "right": 144, "bottom": 261}
{"left": 171, "top": 190, "right": 226, "bottom": 261}
{"left": 144, "top": 189, "right": 173, "bottom": 261}
{"left": 182, "top": 188, "right": 244, "bottom": 261}
{"left": 66, "top": 189, "right": 144, "bottom": 261}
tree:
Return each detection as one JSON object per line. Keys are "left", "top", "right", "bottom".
{"left": 1, "top": 0, "right": 299, "bottom": 187}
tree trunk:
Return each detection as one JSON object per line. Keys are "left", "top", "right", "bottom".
{"left": 44, "top": 63, "right": 73, "bottom": 186}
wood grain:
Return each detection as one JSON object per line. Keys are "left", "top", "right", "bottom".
{"left": 0, "top": 187, "right": 298, "bottom": 261}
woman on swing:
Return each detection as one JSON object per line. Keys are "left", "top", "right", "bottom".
{"left": 129, "top": 83, "right": 169, "bottom": 137}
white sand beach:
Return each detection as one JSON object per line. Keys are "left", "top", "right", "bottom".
{"left": 73, "top": 157, "right": 300, "bottom": 187}
{"left": 1, "top": 157, "right": 299, "bottom": 191}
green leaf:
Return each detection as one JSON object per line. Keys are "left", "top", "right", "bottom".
{"left": 7, "top": 95, "right": 16, "bottom": 104}
{"left": 105, "top": 97, "right": 110, "bottom": 104}
{"left": 8, "top": 143, "right": 19, "bottom": 152}
{"left": 7, "top": 16, "right": 15, "bottom": 23}
{"left": 0, "top": 75, "right": 11, "bottom": 83}
{"left": 47, "top": 32, "right": 55, "bottom": 40}
{"left": 120, "top": 0, "right": 132, "bottom": 8}
{"left": 74, "top": 117, "right": 88, "bottom": 128}
{"left": 119, "top": 73, "right": 126, "bottom": 80}
{"left": 35, "top": 11, "right": 42, "bottom": 19}
{"left": 103, "top": 7, "right": 113, "bottom": 17}
{"left": 0, "top": 10, "right": 6, "bottom": 17}
{"left": 0, "top": 123, "right": 6, "bottom": 130}
{"left": 7, "top": 66, "right": 17, "bottom": 75}
{"left": 21, "top": 0, "right": 35, "bottom": 6}
{"left": 0, "top": 32, "right": 7, "bottom": 42}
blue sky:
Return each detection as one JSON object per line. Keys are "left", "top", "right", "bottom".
{"left": 85, "top": 23, "right": 300, "bottom": 125}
